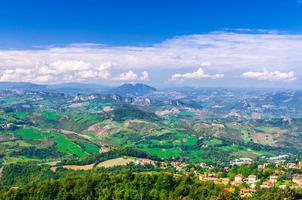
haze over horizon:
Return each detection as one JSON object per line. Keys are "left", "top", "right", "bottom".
{"left": 0, "top": 0, "right": 302, "bottom": 88}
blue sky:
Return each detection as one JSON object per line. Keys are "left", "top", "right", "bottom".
{"left": 1, "top": 0, "right": 302, "bottom": 47}
{"left": 0, "top": 0, "right": 302, "bottom": 87}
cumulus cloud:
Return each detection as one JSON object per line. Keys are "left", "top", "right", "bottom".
{"left": 112, "top": 70, "right": 138, "bottom": 81}
{"left": 139, "top": 71, "right": 149, "bottom": 81}
{"left": 0, "top": 31, "right": 302, "bottom": 84}
{"left": 48, "top": 60, "right": 91, "bottom": 73}
{"left": 169, "top": 68, "right": 224, "bottom": 82}
{"left": 112, "top": 70, "right": 149, "bottom": 82}
{"left": 0, "top": 61, "right": 111, "bottom": 83}
{"left": 32, "top": 75, "right": 53, "bottom": 83}
{"left": 242, "top": 70, "right": 297, "bottom": 82}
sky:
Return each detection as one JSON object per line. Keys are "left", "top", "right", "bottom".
{"left": 0, "top": 0, "right": 302, "bottom": 87}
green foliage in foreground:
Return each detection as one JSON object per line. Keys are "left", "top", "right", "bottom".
{"left": 0, "top": 173, "right": 235, "bottom": 200}
{"left": 1, "top": 162, "right": 302, "bottom": 200}
{"left": 1, "top": 172, "right": 302, "bottom": 200}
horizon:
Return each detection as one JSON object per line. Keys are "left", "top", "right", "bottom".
{"left": 1, "top": 81, "right": 301, "bottom": 91}
{"left": 0, "top": 0, "right": 302, "bottom": 88}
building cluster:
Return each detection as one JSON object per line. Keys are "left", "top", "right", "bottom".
{"left": 199, "top": 172, "right": 302, "bottom": 198}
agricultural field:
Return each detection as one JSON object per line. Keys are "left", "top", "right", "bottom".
{"left": 0, "top": 85, "right": 302, "bottom": 168}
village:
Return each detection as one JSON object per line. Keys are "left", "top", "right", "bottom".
{"left": 170, "top": 157, "right": 302, "bottom": 198}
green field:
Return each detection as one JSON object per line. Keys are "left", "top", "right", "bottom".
{"left": 14, "top": 127, "right": 93, "bottom": 158}
{"left": 79, "top": 142, "right": 100, "bottom": 154}
{"left": 204, "top": 138, "right": 223, "bottom": 146}
{"left": 52, "top": 134, "right": 89, "bottom": 158}
{"left": 14, "top": 112, "right": 29, "bottom": 119}
{"left": 15, "top": 128, "right": 51, "bottom": 140}
{"left": 42, "top": 111, "right": 58, "bottom": 121}
{"left": 143, "top": 147, "right": 183, "bottom": 159}
{"left": 178, "top": 110, "right": 196, "bottom": 117}
{"left": 135, "top": 131, "right": 199, "bottom": 159}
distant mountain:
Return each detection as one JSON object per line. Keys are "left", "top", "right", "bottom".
{"left": 46, "top": 83, "right": 111, "bottom": 94}
{"left": 110, "top": 83, "right": 157, "bottom": 96}
{"left": 0, "top": 82, "right": 46, "bottom": 90}
{"left": 0, "top": 82, "right": 111, "bottom": 94}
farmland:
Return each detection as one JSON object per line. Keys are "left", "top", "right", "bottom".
{"left": 0, "top": 85, "right": 302, "bottom": 169}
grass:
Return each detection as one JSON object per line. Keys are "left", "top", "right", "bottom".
{"left": 52, "top": 134, "right": 89, "bottom": 158}
{"left": 178, "top": 110, "right": 196, "bottom": 117}
{"left": 218, "top": 144, "right": 241, "bottom": 152}
{"left": 83, "top": 132, "right": 98, "bottom": 141}
{"left": 173, "top": 132, "right": 198, "bottom": 146}
{"left": 15, "top": 128, "right": 51, "bottom": 140}
{"left": 189, "top": 149, "right": 203, "bottom": 162}
{"left": 1, "top": 140, "right": 32, "bottom": 147}
{"left": 143, "top": 147, "right": 183, "bottom": 159}
{"left": 102, "top": 102, "right": 112, "bottom": 107}
{"left": 242, "top": 131, "right": 252, "bottom": 143}
{"left": 107, "top": 136, "right": 135, "bottom": 146}
{"left": 14, "top": 112, "right": 29, "bottom": 119}
{"left": 168, "top": 116, "right": 178, "bottom": 123}
{"left": 73, "top": 114, "right": 98, "bottom": 123}
{"left": 42, "top": 111, "right": 58, "bottom": 121}
{"left": 204, "top": 138, "right": 223, "bottom": 146}
{"left": 14, "top": 127, "right": 91, "bottom": 158}
{"left": 228, "top": 124, "right": 253, "bottom": 143}
{"left": 0, "top": 96, "right": 18, "bottom": 104}
{"left": 80, "top": 142, "right": 100, "bottom": 154}
{"left": 232, "top": 149, "right": 275, "bottom": 159}
{"left": 5, "top": 156, "right": 37, "bottom": 164}
{"left": 135, "top": 131, "right": 199, "bottom": 160}
{"left": 0, "top": 113, "right": 17, "bottom": 122}
{"left": 255, "top": 126, "right": 279, "bottom": 134}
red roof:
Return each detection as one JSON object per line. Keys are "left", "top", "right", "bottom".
{"left": 235, "top": 174, "right": 244, "bottom": 178}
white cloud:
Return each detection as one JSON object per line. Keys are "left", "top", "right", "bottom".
{"left": 98, "top": 62, "right": 115, "bottom": 71}
{"left": 0, "top": 31, "right": 302, "bottom": 84}
{"left": 169, "top": 68, "right": 224, "bottom": 82}
{"left": 139, "top": 71, "right": 149, "bottom": 81}
{"left": 0, "top": 62, "right": 111, "bottom": 83}
{"left": 0, "top": 68, "right": 57, "bottom": 83}
{"left": 242, "top": 70, "right": 297, "bottom": 82}
{"left": 48, "top": 60, "right": 91, "bottom": 74}
{"left": 0, "top": 68, "right": 33, "bottom": 82}
{"left": 32, "top": 75, "right": 53, "bottom": 83}
{"left": 112, "top": 70, "right": 138, "bottom": 81}
{"left": 112, "top": 70, "right": 149, "bottom": 82}
{"left": 75, "top": 70, "right": 111, "bottom": 80}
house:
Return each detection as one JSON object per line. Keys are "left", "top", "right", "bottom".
{"left": 268, "top": 155, "right": 289, "bottom": 164}
{"left": 235, "top": 174, "right": 244, "bottom": 182}
{"left": 207, "top": 174, "right": 218, "bottom": 182}
{"left": 292, "top": 174, "right": 302, "bottom": 187}
{"left": 258, "top": 163, "right": 269, "bottom": 169}
{"left": 298, "top": 161, "right": 302, "bottom": 169}
{"left": 232, "top": 174, "right": 244, "bottom": 185}
{"left": 240, "top": 188, "right": 257, "bottom": 198}
{"left": 199, "top": 162, "right": 207, "bottom": 168}
{"left": 260, "top": 181, "right": 274, "bottom": 189}
{"left": 199, "top": 174, "right": 207, "bottom": 181}
{"left": 287, "top": 163, "right": 298, "bottom": 169}
{"left": 230, "top": 158, "right": 253, "bottom": 166}
{"left": 269, "top": 175, "right": 278, "bottom": 183}
{"left": 247, "top": 175, "right": 257, "bottom": 184}
{"left": 246, "top": 175, "right": 258, "bottom": 189}
{"left": 259, "top": 175, "right": 278, "bottom": 189}
{"left": 220, "top": 178, "right": 230, "bottom": 185}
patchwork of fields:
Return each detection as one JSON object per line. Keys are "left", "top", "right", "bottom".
{"left": 1, "top": 88, "right": 302, "bottom": 167}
